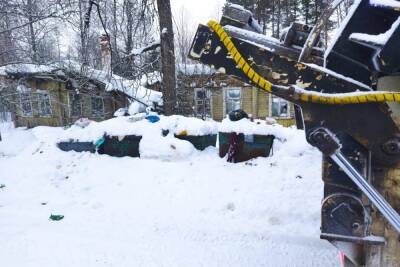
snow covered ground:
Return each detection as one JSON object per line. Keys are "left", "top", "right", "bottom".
{"left": 0, "top": 123, "right": 339, "bottom": 267}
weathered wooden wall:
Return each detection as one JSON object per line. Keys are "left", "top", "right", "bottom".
{"left": 1, "top": 76, "right": 128, "bottom": 128}
{"left": 179, "top": 73, "right": 295, "bottom": 126}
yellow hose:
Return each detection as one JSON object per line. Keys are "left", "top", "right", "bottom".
{"left": 207, "top": 20, "right": 400, "bottom": 105}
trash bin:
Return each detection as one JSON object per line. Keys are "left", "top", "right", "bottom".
{"left": 175, "top": 134, "right": 217, "bottom": 151}
{"left": 98, "top": 135, "right": 142, "bottom": 157}
{"left": 219, "top": 132, "right": 275, "bottom": 162}
{"left": 57, "top": 141, "right": 96, "bottom": 153}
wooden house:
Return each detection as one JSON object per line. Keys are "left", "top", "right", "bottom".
{"left": 0, "top": 64, "right": 130, "bottom": 128}
{"left": 177, "top": 64, "right": 296, "bottom": 127}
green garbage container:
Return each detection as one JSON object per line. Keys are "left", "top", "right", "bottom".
{"left": 175, "top": 134, "right": 217, "bottom": 151}
{"left": 57, "top": 141, "right": 95, "bottom": 153}
{"left": 98, "top": 135, "right": 142, "bottom": 157}
{"left": 219, "top": 132, "right": 275, "bottom": 162}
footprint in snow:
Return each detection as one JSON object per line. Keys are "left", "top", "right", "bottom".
{"left": 225, "top": 202, "right": 236, "bottom": 211}
{"left": 268, "top": 216, "right": 281, "bottom": 225}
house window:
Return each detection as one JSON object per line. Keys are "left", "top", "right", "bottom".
{"left": 271, "top": 95, "right": 289, "bottom": 117}
{"left": 69, "top": 93, "right": 82, "bottom": 117}
{"left": 20, "top": 93, "right": 33, "bottom": 116}
{"left": 37, "top": 92, "right": 52, "bottom": 117}
{"left": 91, "top": 96, "right": 104, "bottom": 117}
{"left": 225, "top": 88, "right": 241, "bottom": 114}
{"left": 194, "top": 88, "right": 211, "bottom": 118}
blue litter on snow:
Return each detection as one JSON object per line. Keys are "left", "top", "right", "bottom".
{"left": 145, "top": 115, "right": 160, "bottom": 123}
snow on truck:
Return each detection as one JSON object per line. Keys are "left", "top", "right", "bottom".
{"left": 189, "top": 1, "right": 400, "bottom": 266}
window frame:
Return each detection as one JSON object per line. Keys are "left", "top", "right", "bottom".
{"left": 224, "top": 87, "right": 242, "bottom": 116}
{"left": 91, "top": 96, "right": 105, "bottom": 118}
{"left": 194, "top": 88, "right": 211, "bottom": 118}
{"left": 69, "top": 93, "right": 82, "bottom": 118}
{"left": 270, "top": 95, "right": 290, "bottom": 118}
{"left": 19, "top": 92, "right": 33, "bottom": 117}
{"left": 37, "top": 91, "right": 52, "bottom": 117}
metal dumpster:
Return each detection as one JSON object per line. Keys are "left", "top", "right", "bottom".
{"left": 57, "top": 141, "right": 96, "bottom": 153}
{"left": 98, "top": 135, "right": 142, "bottom": 158}
{"left": 175, "top": 134, "right": 217, "bottom": 151}
{"left": 219, "top": 132, "right": 275, "bottom": 162}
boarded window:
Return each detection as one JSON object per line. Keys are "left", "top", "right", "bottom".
{"left": 20, "top": 93, "right": 33, "bottom": 116}
{"left": 69, "top": 93, "right": 82, "bottom": 117}
{"left": 38, "top": 92, "right": 52, "bottom": 116}
{"left": 194, "top": 88, "right": 211, "bottom": 118}
{"left": 271, "top": 95, "right": 289, "bottom": 117}
{"left": 91, "top": 97, "right": 104, "bottom": 117}
{"left": 225, "top": 88, "right": 241, "bottom": 114}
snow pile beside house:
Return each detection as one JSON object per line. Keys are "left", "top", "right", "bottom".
{"left": 60, "top": 115, "right": 218, "bottom": 142}
{"left": 159, "top": 115, "right": 218, "bottom": 136}
{"left": 0, "top": 121, "right": 338, "bottom": 266}
{"left": 58, "top": 115, "right": 218, "bottom": 160}
{"left": 59, "top": 115, "right": 157, "bottom": 142}
{"left": 219, "top": 118, "right": 300, "bottom": 139}
{"left": 0, "top": 124, "right": 36, "bottom": 156}
{"left": 139, "top": 134, "right": 195, "bottom": 160}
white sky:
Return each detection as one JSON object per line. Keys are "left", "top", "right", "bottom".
{"left": 171, "top": 0, "right": 226, "bottom": 25}
{"left": 60, "top": 0, "right": 227, "bottom": 55}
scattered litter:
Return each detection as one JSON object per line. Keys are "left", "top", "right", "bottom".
{"left": 49, "top": 214, "right": 64, "bottom": 221}
{"left": 145, "top": 115, "right": 160, "bottom": 123}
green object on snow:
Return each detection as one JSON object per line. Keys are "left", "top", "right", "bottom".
{"left": 49, "top": 214, "right": 64, "bottom": 221}
{"left": 98, "top": 135, "right": 142, "bottom": 158}
{"left": 94, "top": 136, "right": 105, "bottom": 151}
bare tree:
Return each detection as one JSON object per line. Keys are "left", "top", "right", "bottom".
{"left": 0, "top": 0, "right": 75, "bottom": 64}
{"left": 174, "top": 4, "right": 195, "bottom": 65}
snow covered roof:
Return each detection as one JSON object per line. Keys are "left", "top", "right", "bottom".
{"left": 0, "top": 63, "right": 60, "bottom": 76}
{"left": 59, "top": 115, "right": 219, "bottom": 143}
{"left": 69, "top": 63, "right": 162, "bottom": 106}
{"left": 0, "top": 61, "right": 162, "bottom": 107}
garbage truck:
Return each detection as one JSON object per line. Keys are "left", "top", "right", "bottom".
{"left": 188, "top": 1, "right": 400, "bottom": 266}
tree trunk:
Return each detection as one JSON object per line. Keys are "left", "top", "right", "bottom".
{"left": 78, "top": 0, "right": 85, "bottom": 60}
{"left": 125, "top": 0, "right": 133, "bottom": 54}
{"left": 113, "top": 0, "right": 118, "bottom": 52}
{"left": 156, "top": 0, "right": 176, "bottom": 115}
{"left": 27, "top": 0, "right": 37, "bottom": 62}
{"left": 277, "top": 0, "right": 281, "bottom": 37}
{"left": 0, "top": 10, "right": 15, "bottom": 64}
{"left": 304, "top": 0, "right": 310, "bottom": 25}
{"left": 272, "top": 0, "right": 275, "bottom": 37}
